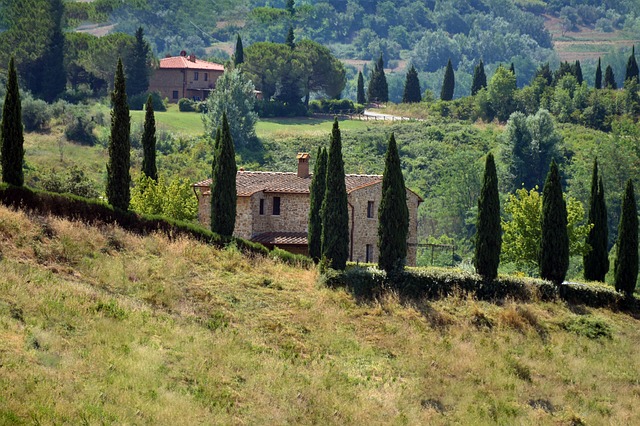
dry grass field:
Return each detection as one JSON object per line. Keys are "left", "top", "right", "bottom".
{"left": 1, "top": 205, "right": 640, "bottom": 424}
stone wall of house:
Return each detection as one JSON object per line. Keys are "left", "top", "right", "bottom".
{"left": 196, "top": 192, "right": 253, "bottom": 239}
{"left": 251, "top": 192, "right": 309, "bottom": 235}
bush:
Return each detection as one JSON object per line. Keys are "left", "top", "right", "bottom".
{"left": 21, "top": 96, "right": 52, "bottom": 132}
{"left": 178, "top": 98, "right": 196, "bottom": 112}
{"left": 38, "top": 166, "right": 100, "bottom": 199}
{"left": 308, "top": 99, "right": 363, "bottom": 114}
{"left": 61, "top": 84, "right": 95, "bottom": 104}
{"left": 129, "top": 91, "right": 166, "bottom": 112}
{"left": 64, "top": 113, "right": 97, "bottom": 146}
{"left": 254, "top": 100, "right": 308, "bottom": 118}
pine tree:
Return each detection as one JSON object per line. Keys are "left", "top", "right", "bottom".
{"left": 141, "top": 95, "right": 157, "bottom": 181}
{"left": 1, "top": 57, "right": 24, "bottom": 186}
{"left": 626, "top": 45, "right": 639, "bottom": 83}
{"left": 356, "top": 71, "right": 366, "bottom": 104}
{"left": 540, "top": 160, "right": 569, "bottom": 285}
{"left": 474, "top": 153, "right": 502, "bottom": 281}
{"left": 584, "top": 159, "right": 609, "bottom": 282}
{"left": 367, "top": 54, "right": 388, "bottom": 103}
{"left": 234, "top": 34, "right": 244, "bottom": 66}
{"left": 285, "top": 26, "right": 295, "bottom": 49}
{"left": 604, "top": 65, "right": 617, "bottom": 89}
{"left": 321, "top": 118, "right": 349, "bottom": 270}
{"left": 471, "top": 60, "right": 487, "bottom": 96}
{"left": 106, "top": 58, "right": 131, "bottom": 211}
{"left": 210, "top": 112, "right": 237, "bottom": 237}
{"left": 36, "top": 0, "right": 66, "bottom": 102}
{"left": 574, "top": 60, "right": 583, "bottom": 85}
{"left": 286, "top": 0, "right": 295, "bottom": 15}
{"left": 308, "top": 146, "right": 327, "bottom": 263}
{"left": 402, "top": 65, "right": 421, "bottom": 103}
{"left": 378, "top": 133, "right": 409, "bottom": 274}
{"left": 125, "top": 27, "right": 151, "bottom": 97}
{"left": 440, "top": 58, "right": 455, "bottom": 101}
{"left": 595, "top": 58, "right": 602, "bottom": 89}
{"left": 614, "top": 179, "right": 638, "bottom": 295}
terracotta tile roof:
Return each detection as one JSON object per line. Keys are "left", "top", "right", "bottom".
{"left": 194, "top": 172, "right": 383, "bottom": 196}
{"left": 251, "top": 232, "right": 308, "bottom": 246}
{"left": 159, "top": 56, "right": 224, "bottom": 71}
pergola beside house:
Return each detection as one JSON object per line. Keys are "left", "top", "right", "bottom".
{"left": 193, "top": 153, "right": 422, "bottom": 265}
{"left": 148, "top": 51, "right": 224, "bottom": 102}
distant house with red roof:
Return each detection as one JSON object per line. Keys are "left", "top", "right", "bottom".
{"left": 193, "top": 153, "right": 422, "bottom": 265}
{"left": 148, "top": 51, "right": 224, "bottom": 102}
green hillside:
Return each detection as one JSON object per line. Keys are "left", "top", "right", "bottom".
{"left": 1, "top": 205, "right": 640, "bottom": 424}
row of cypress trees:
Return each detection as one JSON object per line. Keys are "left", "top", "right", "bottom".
{"left": 474, "top": 154, "right": 638, "bottom": 295}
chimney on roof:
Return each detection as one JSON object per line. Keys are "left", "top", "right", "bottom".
{"left": 189, "top": 53, "right": 196, "bottom": 62}
{"left": 297, "top": 153, "right": 310, "bottom": 178}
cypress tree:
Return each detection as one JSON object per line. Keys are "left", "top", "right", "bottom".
{"left": 1, "top": 57, "right": 24, "bottom": 186}
{"left": 321, "top": 118, "right": 349, "bottom": 270}
{"left": 584, "top": 159, "right": 609, "bottom": 282}
{"left": 37, "top": 0, "right": 66, "bottom": 102}
{"left": 125, "top": 27, "right": 151, "bottom": 97}
{"left": 367, "top": 55, "right": 388, "bottom": 103}
{"left": 474, "top": 153, "right": 502, "bottom": 281}
{"left": 210, "top": 112, "right": 237, "bottom": 237}
{"left": 604, "top": 65, "right": 617, "bottom": 89}
{"left": 440, "top": 58, "right": 455, "bottom": 101}
{"left": 141, "top": 95, "right": 157, "bottom": 181}
{"left": 356, "top": 71, "right": 366, "bottom": 104}
{"left": 626, "top": 45, "right": 639, "bottom": 83}
{"left": 308, "top": 146, "right": 327, "bottom": 263}
{"left": 285, "top": 26, "right": 295, "bottom": 49}
{"left": 540, "top": 160, "right": 569, "bottom": 285}
{"left": 614, "top": 179, "right": 638, "bottom": 295}
{"left": 402, "top": 65, "right": 421, "bottom": 103}
{"left": 106, "top": 58, "right": 131, "bottom": 211}
{"left": 509, "top": 62, "right": 516, "bottom": 81}
{"left": 234, "top": 34, "right": 244, "bottom": 66}
{"left": 595, "top": 58, "right": 602, "bottom": 89}
{"left": 286, "top": 0, "right": 295, "bottom": 15}
{"left": 471, "top": 60, "right": 487, "bottom": 96}
{"left": 574, "top": 60, "right": 583, "bottom": 85}
{"left": 378, "top": 133, "right": 409, "bottom": 274}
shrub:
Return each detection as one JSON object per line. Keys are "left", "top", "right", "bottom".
{"left": 64, "top": 113, "right": 97, "bottom": 145}
{"left": 21, "top": 96, "right": 52, "bottom": 132}
{"left": 254, "top": 99, "right": 308, "bottom": 118}
{"left": 38, "top": 166, "right": 100, "bottom": 199}
{"left": 129, "top": 91, "right": 166, "bottom": 112}
{"left": 178, "top": 98, "right": 196, "bottom": 112}
{"left": 308, "top": 99, "right": 362, "bottom": 114}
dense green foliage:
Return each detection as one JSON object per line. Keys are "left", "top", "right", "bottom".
{"left": 210, "top": 113, "right": 237, "bottom": 237}
{"left": 124, "top": 27, "right": 151, "bottom": 97}
{"left": 584, "top": 159, "right": 609, "bottom": 282}
{"left": 604, "top": 65, "right": 617, "bottom": 89}
{"left": 540, "top": 161, "right": 569, "bottom": 285}
{"left": 440, "top": 59, "right": 455, "bottom": 101}
{"left": 106, "top": 59, "right": 131, "bottom": 211}
{"left": 141, "top": 95, "right": 157, "bottom": 181}
{"left": 625, "top": 46, "right": 639, "bottom": 83}
{"left": 474, "top": 153, "right": 501, "bottom": 281}
{"left": 595, "top": 58, "right": 602, "bottom": 89}
{"left": 131, "top": 175, "right": 197, "bottom": 222}
{"left": 321, "top": 119, "right": 349, "bottom": 270}
{"left": 234, "top": 34, "right": 244, "bottom": 66}
{"left": 356, "top": 71, "right": 365, "bottom": 105}
{"left": 308, "top": 146, "right": 327, "bottom": 263}
{"left": 471, "top": 60, "right": 487, "bottom": 96}
{"left": 1, "top": 58, "right": 24, "bottom": 186}
{"left": 402, "top": 65, "right": 421, "bottom": 104}
{"left": 367, "top": 55, "right": 388, "bottom": 103}
{"left": 614, "top": 179, "right": 638, "bottom": 295}
{"left": 378, "top": 133, "right": 409, "bottom": 274}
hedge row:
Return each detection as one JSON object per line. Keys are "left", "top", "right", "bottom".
{"left": 0, "top": 184, "right": 312, "bottom": 268}
{"left": 321, "top": 266, "right": 639, "bottom": 312}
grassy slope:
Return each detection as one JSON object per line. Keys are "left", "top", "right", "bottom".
{"left": 1, "top": 205, "right": 640, "bottom": 424}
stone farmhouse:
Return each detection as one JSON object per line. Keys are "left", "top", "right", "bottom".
{"left": 148, "top": 51, "right": 224, "bottom": 103}
{"left": 193, "top": 153, "right": 422, "bottom": 266}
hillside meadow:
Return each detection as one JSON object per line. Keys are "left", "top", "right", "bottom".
{"left": 1, "top": 205, "right": 640, "bottom": 424}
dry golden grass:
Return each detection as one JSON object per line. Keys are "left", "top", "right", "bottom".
{"left": 1, "top": 205, "right": 640, "bottom": 424}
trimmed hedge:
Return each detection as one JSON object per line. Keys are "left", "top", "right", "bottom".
{"left": 321, "top": 266, "right": 639, "bottom": 312}
{"left": 0, "top": 184, "right": 312, "bottom": 268}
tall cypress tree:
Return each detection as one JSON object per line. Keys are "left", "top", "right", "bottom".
{"left": 595, "top": 58, "right": 602, "bottom": 89}
{"left": 540, "top": 160, "right": 569, "bottom": 284}
{"left": 286, "top": 0, "right": 295, "bottom": 15}
{"left": 626, "top": 45, "right": 639, "bottom": 83}
{"left": 285, "top": 26, "right": 295, "bottom": 49}
{"left": 471, "top": 60, "right": 487, "bottom": 96}
{"left": 308, "top": 146, "right": 327, "bottom": 263}
{"left": 36, "top": 0, "right": 66, "bottom": 102}
{"left": 402, "top": 65, "right": 421, "bottom": 103}
{"left": 604, "top": 65, "right": 617, "bottom": 89}
{"left": 125, "top": 27, "right": 151, "bottom": 97}
{"left": 356, "top": 71, "right": 366, "bottom": 104}
{"left": 474, "top": 153, "right": 502, "bottom": 281}
{"left": 378, "top": 133, "right": 409, "bottom": 274}
{"left": 367, "top": 55, "right": 388, "bottom": 103}
{"left": 210, "top": 112, "right": 237, "bottom": 237}
{"left": 574, "top": 60, "right": 583, "bottom": 85}
{"left": 106, "top": 58, "right": 131, "bottom": 211}
{"left": 141, "top": 95, "right": 157, "bottom": 181}
{"left": 440, "top": 58, "right": 455, "bottom": 101}
{"left": 321, "top": 118, "right": 349, "bottom": 270}
{"left": 584, "top": 159, "right": 609, "bottom": 282}
{"left": 614, "top": 179, "right": 638, "bottom": 295}
{"left": 234, "top": 34, "right": 244, "bottom": 66}
{"left": 1, "top": 57, "right": 24, "bottom": 186}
